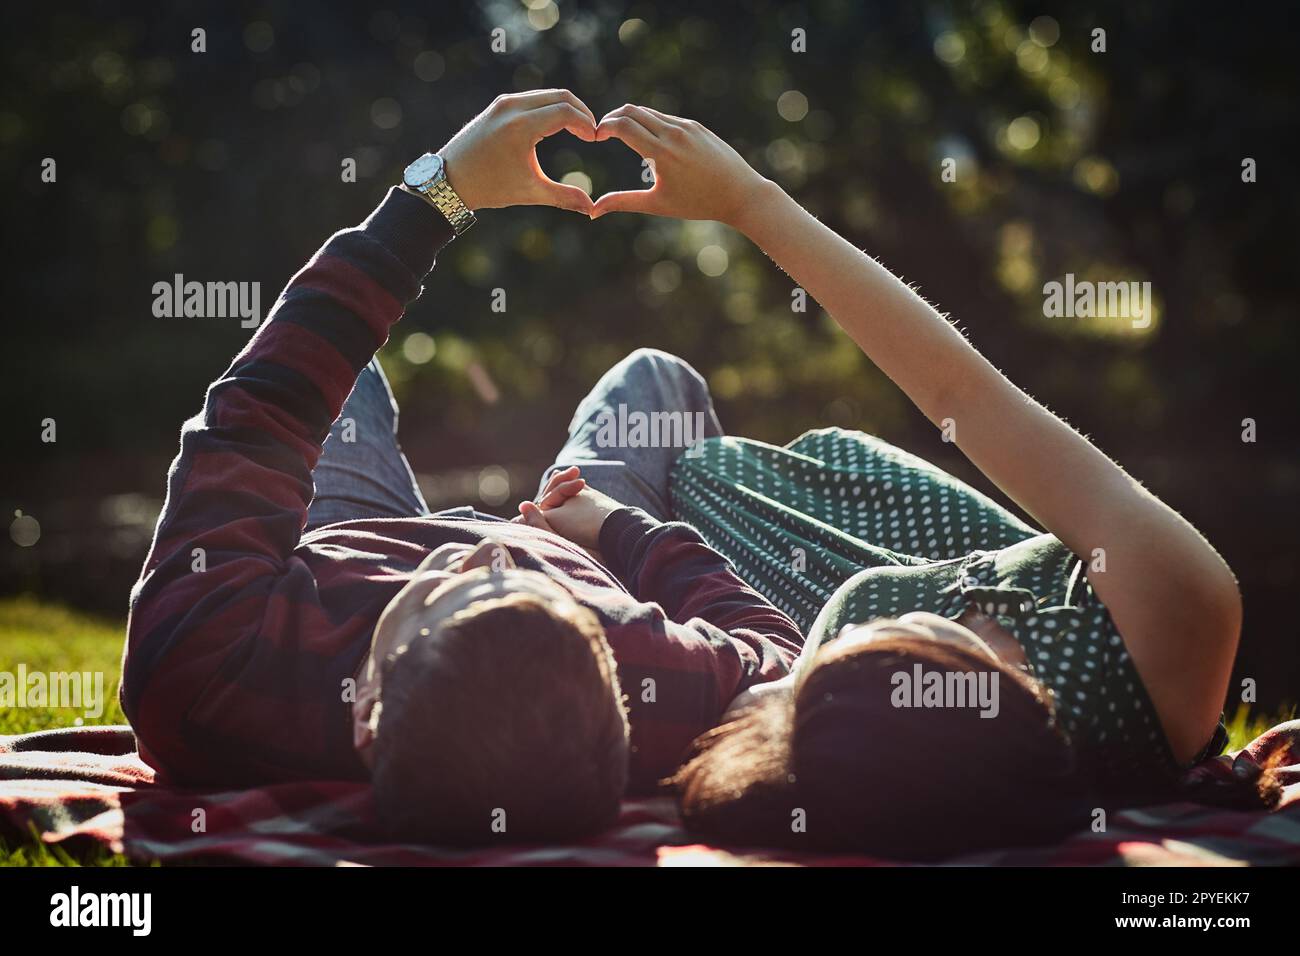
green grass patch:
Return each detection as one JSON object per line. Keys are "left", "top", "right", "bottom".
{"left": 1, "top": 596, "right": 134, "bottom": 865}
{"left": 0, "top": 833, "right": 143, "bottom": 868}
{"left": 0, "top": 596, "right": 127, "bottom": 734}
{"left": 1224, "top": 700, "right": 1295, "bottom": 751}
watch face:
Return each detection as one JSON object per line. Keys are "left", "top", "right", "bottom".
{"left": 403, "top": 152, "right": 442, "bottom": 188}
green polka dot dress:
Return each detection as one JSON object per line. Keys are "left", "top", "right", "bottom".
{"left": 670, "top": 427, "right": 1226, "bottom": 783}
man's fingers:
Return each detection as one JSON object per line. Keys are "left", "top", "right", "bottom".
{"left": 527, "top": 143, "right": 594, "bottom": 214}
{"left": 532, "top": 176, "right": 595, "bottom": 215}
{"left": 509, "top": 89, "right": 597, "bottom": 127}
{"left": 591, "top": 188, "right": 660, "bottom": 219}
{"left": 594, "top": 115, "right": 659, "bottom": 157}
{"left": 526, "top": 102, "right": 597, "bottom": 143}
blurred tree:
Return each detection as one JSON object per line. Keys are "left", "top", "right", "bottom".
{"left": 1, "top": 0, "right": 1296, "bottom": 704}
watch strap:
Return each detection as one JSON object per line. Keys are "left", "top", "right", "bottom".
{"left": 408, "top": 163, "right": 475, "bottom": 235}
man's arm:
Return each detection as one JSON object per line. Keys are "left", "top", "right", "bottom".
{"left": 134, "top": 189, "right": 449, "bottom": 582}
{"left": 519, "top": 489, "right": 804, "bottom": 788}
{"left": 599, "top": 506, "right": 804, "bottom": 790}
{"left": 521, "top": 481, "right": 801, "bottom": 640}
{"left": 123, "top": 188, "right": 453, "bottom": 778}
{"left": 599, "top": 508, "right": 799, "bottom": 638}
{"left": 124, "top": 91, "right": 602, "bottom": 780}
{"left": 133, "top": 88, "right": 598, "bottom": 595}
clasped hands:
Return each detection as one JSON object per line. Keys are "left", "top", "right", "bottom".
{"left": 438, "top": 88, "right": 768, "bottom": 227}
{"left": 512, "top": 466, "right": 616, "bottom": 561}
{"left": 516, "top": 465, "right": 798, "bottom": 719}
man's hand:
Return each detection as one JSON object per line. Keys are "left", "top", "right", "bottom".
{"left": 590, "top": 105, "right": 769, "bottom": 227}
{"left": 438, "top": 90, "right": 597, "bottom": 215}
{"left": 515, "top": 466, "right": 623, "bottom": 553}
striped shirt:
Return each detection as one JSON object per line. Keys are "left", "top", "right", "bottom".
{"left": 121, "top": 188, "right": 802, "bottom": 792}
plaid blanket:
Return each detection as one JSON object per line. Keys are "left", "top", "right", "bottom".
{"left": 3, "top": 722, "right": 1298, "bottom": 866}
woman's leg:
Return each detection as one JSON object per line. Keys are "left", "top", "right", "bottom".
{"left": 305, "top": 358, "right": 430, "bottom": 530}
{"left": 540, "top": 348, "right": 724, "bottom": 521}
{"left": 782, "top": 427, "right": 1041, "bottom": 559}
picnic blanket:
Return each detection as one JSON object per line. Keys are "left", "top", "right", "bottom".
{"left": 3, "top": 722, "right": 1299, "bottom": 866}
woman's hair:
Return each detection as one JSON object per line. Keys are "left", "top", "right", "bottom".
{"left": 673, "top": 634, "right": 1279, "bottom": 860}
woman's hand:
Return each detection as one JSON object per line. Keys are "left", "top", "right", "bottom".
{"left": 438, "top": 90, "right": 598, "bottom": 215}
{"left": 723, "top": 672, "right": 796, "bottom": 720}
{"left": 524, "top": 465, "right": 587, "bottom": 512}
{"left": 590, "top": 105, "right": 769, "bottom": 227}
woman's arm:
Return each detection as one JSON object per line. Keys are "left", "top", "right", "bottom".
{"left": 592, "top": 105, "right": 1241, "bottom": 761}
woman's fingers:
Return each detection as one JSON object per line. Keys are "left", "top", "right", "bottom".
{"left": 592, "top": 107, "right": 675, "bottom": 219}
{"left": 540, "top": 465, "right": 581, "bottom": 497}
{"left": 535, "top": 478, "right": 586, "bottom": 510}
{"left": 637, "top": 105, "right": 693, "bottom": 128}
{"left": 534, "top": 467, "right": 586, "bottom": 508}
{"left": 594, "top": 115, "right": 660, "bottom": 157}
{"left": 602, "top": 104, "right": 677, "bottom": 137}
{"left": 591, "top": 188, "right": 660, "bottom": 219}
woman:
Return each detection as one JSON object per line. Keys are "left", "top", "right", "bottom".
{"left": 526, "top": 104, "right": 1278, "bottom": 859}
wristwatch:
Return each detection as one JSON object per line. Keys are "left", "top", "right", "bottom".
{"left": 402, "top": 152, "right": 475, "bottom": 235}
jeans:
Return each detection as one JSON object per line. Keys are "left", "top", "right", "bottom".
{"left": 304, "top": 349, "right": 723, "bottom": 530}
{"left": 303, "top": 358, "right": 431, "bottom": 530}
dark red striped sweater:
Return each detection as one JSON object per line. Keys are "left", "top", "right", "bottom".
{"left": 122, "top": 187, "right": 803, "bottom": 792}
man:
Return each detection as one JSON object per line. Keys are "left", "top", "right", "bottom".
{"left": 122, "top": 90, "right": 801, "bottom": 845}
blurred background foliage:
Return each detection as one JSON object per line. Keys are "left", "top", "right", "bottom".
{"left": 2, "top": 1, "right": 1297, "bottom": 708}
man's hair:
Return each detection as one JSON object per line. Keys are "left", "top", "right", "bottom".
{"left": 371, "top": 592, "right": 629, "bottom": 845}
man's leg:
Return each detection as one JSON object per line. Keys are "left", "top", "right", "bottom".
{"left": 305, "top": 358, "right": 430, "bottom": 530}
{"left": 540, "top": 348, "right": 724, "bottom": 522}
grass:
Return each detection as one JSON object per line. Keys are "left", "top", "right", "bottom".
{"left": 1224, "top": 700, "right": 1294, "bottom": 751}
{"left": 1, "top": 596, "right": 135, "bottom": 865}
{"left": 0, "top": 595, "right": 1293, "bottom": 866}
{"left": 0, "top": 596, "right": 128, "bottom": 735}
{"left": 0, "top": 832, "right": 143, "bottom": 867}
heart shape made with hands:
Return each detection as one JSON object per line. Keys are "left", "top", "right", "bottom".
{"left": 535, "top": 133, "right": 655, "bottom": 216}
{"left": 442, "top": 92, "right": 749, "bottom": 225}
{"left": 561, "top": 101, "right": 751, "bottom": 224}
{"left": 436, "top": 92, "right": 608, "bottom": 217}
